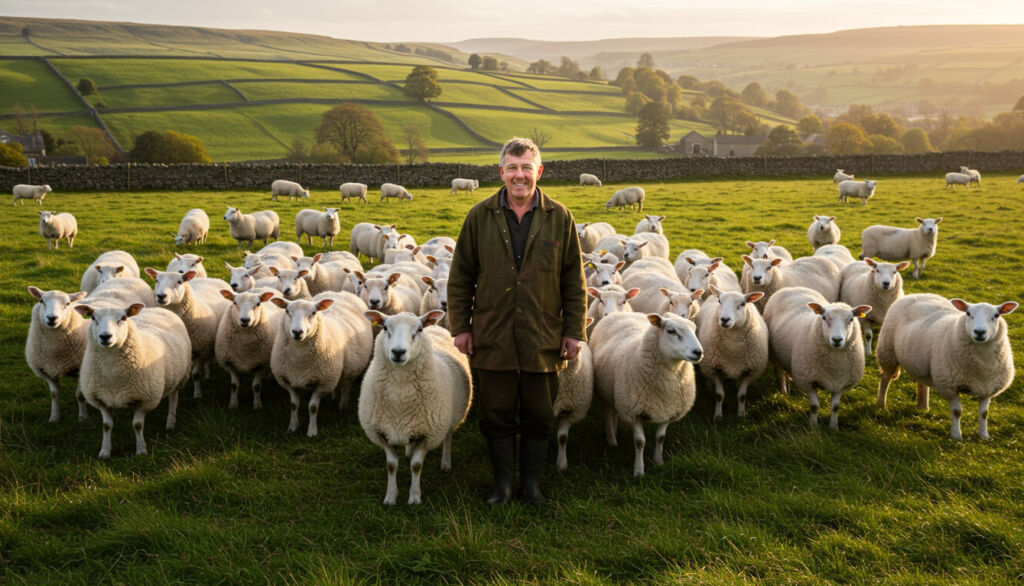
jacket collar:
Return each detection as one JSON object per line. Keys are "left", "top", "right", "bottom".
{"left": 485, "top": 186, "right": 555, "bottom": 212}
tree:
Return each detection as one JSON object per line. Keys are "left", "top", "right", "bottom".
{"left": 676, "top": 75, "right": 699, "bottom": 89}
{"left": 825, "top": 123, "right": 870, "bottom": 154}
{"left": 481, "top": 56, "right": 499, "bottom": 71}
{"left": 129, "top": 130, "right": 211, "bottom": 163}
{"left": 797, "top": 115, "right": 824, "bottom": 137}
{"left": 529, "top": 127, "right": 552, "bottom": 150}
{"left": 38, "top": 128, "right": 56, "bottom": 153}
{"left": 741, "top": 82, "right": 768, "bottom": 107}
{"left": 637, "top": 52, "right": 656, "bottom": 69}
{"left": 635, "top": 101, "right": 672, "bottom": 150}
{"left": 402, "top": 125, "right": 429, "bottom": 164}
{"left": 1014, "top": 95, "right": 1024, "bottom": 111}
{"left": 468, "top": 53, "right": 482, "bottom": 70}
{"left": 0, "top": 142, "right": 27, "bottom": 167}
{"left": 315, "top": 103, "right": 398, "bottom": 163}
{"left": 709, "top": 97, "right": 747, "bottom": 133}
{"left": 900, "top": 127, "right": 933, "bottom": 153}
{"left": 863, "top": 113, "right": 902, "bottom": 139}
{"left": 589, "top": 66, "right": 604, "bottom": 81}
{"left": 77, "top": 78, "right": 97, "bottom": 96}
{"left": 865, "top": 134, "right": 904, "bottom": 154}
{"left": 403, "top": 66, "right": 441, "bottom": 101}
{"left": 755, "top": 125, "right": 803, "bottom": 156}
{"left": 12, "top": 103, "right": 34, "bottom": 135}
{"left": 284, "top": 138, "right": 310, "bottom": 163}
{"left": 60, "top": 126, "right": 118, "bottom": 161}
{"left": 625, "top": 91, "right": 651, "bottom": 116}
{"left": 772, "top": 89, "right": 804, "bottom": 118}
{"left": 557, "top": 56, "right": 581, "bottom": 79}
{"left": 527, "top": 59, "right": 555, "bottom": 75}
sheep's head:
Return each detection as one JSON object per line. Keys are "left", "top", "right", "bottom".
{"left": 743, "top": 256, "right": 783, "bottom": 286}
{"left": 272, "top": 297, "right": 333, "bottom": 341}
{"left": 269, "top": 266, "right": 309, "bottom": 299}
{"left": 223, "top": 207, "right": 240, "bottom": 222}
{"left": 713, "top": 288, "right": 762, "bottom": 329}
{"left": 145, "top": 268, "right": 197, "bottom": 306}
{"left": 745, "top": 240, "right": 778, "bottom": 260}
{"left": 29, "top": 287, "right": 86, "bottom": 329}
{"left": 916, "top": 217, "right": 942, "bottom": 236}
{"left": 951, "top": 299, "right": 1018, "bottom": 343}
{"left": 864, "top": 258, "right": 909, "bottom": 291}
{"left": 587, "top": 285, "right": 639, "bottom": 318}
{"left": 648, "top": 313, "right": 702, "bottom": 363}
{"left": 422, "top": 276, "right": 449, "bottom": 312}
{"left": 812, "top": 215, "right": 836, "bottom": 232}
{"left": 75, "top": 304, "right": 144, "bottom": 348}
{"left": 224, "top": 290, "right": 277, "bottom": 329}
{"left": 360, "top": 273, "right": 399, "bottom": 310}
{"left": 808, "top": 302, "right": 871, "bottom": 349}
{"left": 659, "top": 288, "right": 701, "bottom": 319}
{"left": 364, "top": 310, "right": 443, "bottom": 365}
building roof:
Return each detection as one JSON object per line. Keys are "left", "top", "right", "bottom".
{"left": 0, "top": 129, "right": 45, "bottom": 153}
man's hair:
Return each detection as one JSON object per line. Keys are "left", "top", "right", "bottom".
{"left": 499, "top": 136, "right": 541, "bottom": 167}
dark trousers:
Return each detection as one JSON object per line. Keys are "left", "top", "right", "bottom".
{"left": 475, "top": 369, "right": 556, "bottom": 441}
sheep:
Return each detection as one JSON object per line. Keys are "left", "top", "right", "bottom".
{"left": 634, "top": 214, "right": 665, "bottom": 235}
{"left": 340, "top": 182, "right": 368, "bottom": 204}
{"left": 586, "top": 284, "right": 639, "bottom": 336}
{"left": 960, "top": 166, "right": 981, "bottom": 186}
{"left": 73, "top": 303, "right": 191, "bottom": 458}
{"left": 576, "top": 222, "right": 616, "bottom": 253}
{"left": 450, "top": 178, "right": 479, "bottom": 195}
{"left": 351, "top": 222, "right": 399, "bottom": 262}
{"left": 174, "top": 208, "right": 210, "bottom": 246}
{"left": 833, "top": 170, "right": 854, "bottom": 184}
{"left": 624, "top": 256, "right": 679, "bottom": 281}
{"left": 380, "top": 231, "right": 419, "bottom": 263}
{"left": 621, "top": 232, "right": 670, "bottom": 262}
{"left": 807, "top": 215, "right": 840, "bottom": 250}
{"left": 13, "top": 184, "right": 51, "bottom": 205}
{"left": 741, "top": 255, "right": 841, "bottom": 311}
{"left": 673, "top": 249, "right": 724, "bottom": 283}
{"left": 605, "top": 186, "right": 645, "bottom": 212}
{"left": 945, "top": 172, "right": 972, "bottom": 188}
{"left": 38, "top": 210, "right": 76, "bottom": 250}
{"left": 419, "top": 276, "right": 449, "bottom": 328}
{"left": 215, "top": 288, "right": 283, "bottom": 410}
{"left": 745, "top": 240, "right": 793, "bottom": 262}
{"left": 355, "top": 271, "right": 422, "bottom": 315}
{"left": 876, "top": 294, "right": 1018, "bottom": 440}
{"left": 223, "top": 206, "right": 281, "bottom": 250}
{"left": 682, "top": 259, "right": 742, "bottom": 301}
{"left": 270, "top": 291, "right": 373, "bottom": 436}
{"left": 579, "top": 173, "right": 602, "bottom": 186}
{"left": 381, "top": 182, "right": 413, "bottom": 202}
{"left": 167, "top": 253, "right": 207, "bottom": 279}
{"left": 585, "top": 260, "right": 625, "bottom": 288}
{"left": 358, "top": 310, "right": 471, "bottom": 504}
{"left": 838, "top": 179, "right": 877, "bottom": 205}
{"left": 592, "top": 233, "right": 630, "bottom": 261}
{"left": 267, "top": 266, "right": 312, "bottom": 300}
{"left": 145, "top": 268, "right": 232, "bottom": 399}
{"left": 695, "top": 286, "right": 769, "bottom": 418}
{"left": 622, "top": 271, "right": 700, "bottom": 318}
{"left": 553, "top": 331, "right": 594, "bottom": 470}
{"left": 384, "top": 245, "right": 427, "bottom": 265}
{"left": 1017, "top": 174, "right": 1024, "bottom": 185}
{"left": 590, "top": 311, "right": 703, "bottom": 476}
{"left": 224, "top": 261, "right": 263, "bottom": 293}
{"left": 762, "top": 287, "right": 871, "bottom": 430}
{"left": 419, "top": 237, "right": 456, "bottom": 261}
{"left": 290, "top": 253, "right": 350, "bottom": 295}
{"left": 257, "top": 241, "right": 304, "bottom": 259}
{"left": 813, "top": 243, "right": 857, "bottom": 272}
{"left": 80, "top": 250, "right": 141, "bottom": 293}
{"left": 859, "top": 217, "right": 941, "bottom": 279}
{"left": 839, "top": 258, "right": 909, "bottom": 356}
{"left": 295, "top": 207, "right": 341, "bottom": 248}
{"left": 271, "top": 179, "right": 310, "bottom": 201}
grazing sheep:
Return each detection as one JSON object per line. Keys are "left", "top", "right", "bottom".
{"left": 1017, "top": 174, "right": 1024, "bottom": 185}
{"left": 876, "top": 294, "right": 1018, "bottom": 440}
{"left": 622, "top": 232, "right": 670, "bottom": 262}
{"left": 38, "top": 210, "right": 77, "bottom": 250}
{"left": 381, "top": 183, "right": 413, "bottom": 202}
{"left": 960, "top": 166, "right": 981, "bottom": 186}
{"left": 295, "top": 207, "right": 341, "bottom": 248}
{"left": 579, "top": 173, "right": 602, "bottom": 186}
{"left": 81, "top": 250, "right": 141, "bottom": 293}
{"left": 605, "top": 186, "right": 645, "bottom": 211}
{"left": 13, "top": 184, "right": 51, "bottom": 205}
{"left": 763, "top": 287, "right": 871, "bottom": 430}
{"left": 215, "top": 288, "right": 283, "bottom": 410}
{"left": 358, "top": 310, "right": 472, "bottom": 505}
{"left": 833, "top": 170, "right": 854, "bottom": 184}
{"left": 450, "top": 178, "right": 479, "bottom": 195}
{"left": 167, "top": 253, "right": 207, "bottom": 279}
{"left": 271, "top": 179, "right": 310, "bottom": 201}
{"left": 590, "top": 312, "right": 703, "bottom": 476}
{"left": 224, "top": 207, "right": 281, "bottom": 250}
{"left": 695, "top": 286, "right": 769, "bottom": 418}
{"left": 270, "top": 292, "right": 373, "bottom": 436}
{"left": 340, "top": 182, "right": 368, "bottom": 204}
{"left": 741, "top": 255, "right": 841, "bottom": 311}
{"left": 576, "top": 222, "right": 616, "bottom": 254}
{"left": 944, "top": 172, "right": 972, "bottom": 188}
{"left": 807, "top": 215, "right": 840, "bottom": 249}
{"left": 174, "top": 208, "right": 210, "bottom": 246}
{"left": 813, "top": 243, "right": 857, "bottom": 272}
{"left": 859, "top": 217, "right": 941, "bottom": 279}
{"left": 839, "top": 258, "right": 909, "bottom": 356}
{"left": 73, "top": 303, "right": 191, "bottom": 458}
{"left": 350, "top": 222, "right": 399, "bottom": 262}
{"left": 634, "top": 214, "right": 665, "bottom": 235}
{"left": 838, "top": 179, "right": 877, "bottom": 205}
{"left": 553, "top": 332, "right": 594, "bottom": 470}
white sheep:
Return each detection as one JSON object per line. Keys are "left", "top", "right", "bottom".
{"left": 384, "top": 244, "right": 426, "bottom": 265}
{"left": 419, "top": 237, "right": 456, "bottom": 261}
{"left": 859, "top": 217, "right": 941, "bottom": 279}
{"left": 812, "top": 243, "right": 857, "bottom": 272}
{"left": 350, "top": 222, "right": 398, "bottom": 262}
{"left": 271, "top": 179, "right": 310, "bottom": 201}
{"left": 579, "top": 173, "right": 602, "bottom": 186}
{"left": 167, "top": 253, "right": 208, "bottom": 279}
{"left": 682, "top": 259, "right": 742, "bottom": 301}
{"left": 592, "top": 233, "right": 630, "bottom": 261}
{"left": 73, "top": 303, "right": 191, "bottom": 458}
{"left": 740, "top": 255, "right": 841, "bottom": 311}
{"left": 381, "top": 182, "right": 413, "bottom": 202}
{"left": 695, "top": 286, "right": 769, "bottom": 418}
{"left": 624, "top": 256, "right": 679, "bottom": 281}
{"left": 38, "top": 210, "right": 76, "bottom": 250}
{"left": 838, "top": 179, "right": 877, "bottom": 205}
{"left": 267, "top": 266, "right": 312, "bottom": 300}
{"left": 621, "top": 232, "right": 670, "bottom": 262}
{"left": 291, "top": 253, "right": 351, "bottom": 295}
{"left": 634, "top": 214, "right": 665, "bottom": 235}
{"left": 576, "top": 222, "right": 616, "bottom": 253}
{"left": 295, "top": 207, "right": 341, "bottom": 248}
{"left": 257, "top": 241, "right": 304, "bottom": 259}
{"left": 605, "top": 186, "right": 645, "bottom": 212}
{"left": 585, "top": 260, "right": 624, "bottom": 289}
{"left": 833, "top": 170, "right": 854, "bottom": 184}
{"left": 450, "top": 178, "right": 479, "bottom": 195}
{"left": 270, "top": 291, "right": 373, "bottom": 436}
{"left": 340, "top": 182, "right": 368, "bottom": 204}
{"left": 13, "top": 184, "right": 51, "bottom": 205}
{"left": 590, "top": 311, "right": 703, "bottom": 476}
{"left": 960, "top": 166, "right": 981, "bottom": 186}
{"left": 553, "top": 333, "right": 594, "bottom": 470}
{"left": 356, "top": 271, "right": 422, "bottom": 315}
{"left": 586, "top": 284, "right": 639, "bottom": 336}
{"left": 944, "top": 172, "right": 972, "bottom": 188}
{"left": 224, "top": 261, "right": 263, "bottom": 293}
{"left": 80, "top": 250, "right": 141, "bottom": 293}
{"left": 807, "top": 215, "right": 840, "bottom": 249}
{"left": 1017, "top": 174, "right": 1024, "bottom": 185}
{"left": 174, "top": 208, "right": 210, "bottom": 246}
{"left": 839, "top": 258, "right": 910, "bottom": 356}
{"left": 673, "top": 249, "right": 724, "bottom": 284}
{"left": 358, "top": 310, "right": 472, "bottom": 505}
{"left": 622, "top": 271, "right": 700, "bottom": 318}
{"left": 215, "top": 288, "right": 283, "bottom": 410}
{"left": 419, "top": 276, "right": 449, "bottom": 329}
{"left": 762, "top": 286, "right": 871, "bottom": 430}
{"left": 744, "top": 240, "right": 793, "bottom": 262}
{"left": 876, "top": 294, "right": 1018, "bottom": 440}
{"left": 224, "top": 206, "right": 280, "bottom": 249}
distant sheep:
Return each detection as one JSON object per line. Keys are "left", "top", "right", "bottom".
{"left": 295, "top": 207, "right": 341, "bottom": 248}
{"left": 634, "top": 214, "right": 665, "bottom": 235}
{"left": 960, "top": 166, "right": 981, "bottom": 186}
{"left": 807, "top": 215, "right": 840, "bottom": 249}
{"left": 450, "top": 178, "right": 479, "bottom": 195}
{"left": 381, "top": 183, "right": 413, "bottom": 202}
{"left": 859, "top": 217, "right": 941, "bottom": 279}
{"left": 579, "top": 173, "right": 602, "bottom": 186}
{"left": 576, "top": 222, "right": 616, "bottom": 253}
{"left": 175, "top": 208, "right": 210, "bottom": 246}
{"left": 944, "top": 172, "right": 972, "bottom": 188}
{"left": 1017, "top": 174, "right": 1024, "bottom": 185}
{"left": 838, "top": 179, "right": 877, "bottom": 205}
{"left": 224, "top": 206, "right": 280, "bottom": 249}
{"left": 271, "top": 179, "right": 310, "bottom": 201}
{"left": 605, "top": 186, "right": 645, "bottom": 212}
{"left": 38, "top": 210, "right": 77, "bottom": 250}
{"left": 340, "top": 182, "right": 368, "bottom": 204}
{"left": 833, "top": 170, "right": 854, "bottom": 184}
{"left": 13, "top": 184, "right": 51, "bottom": 205}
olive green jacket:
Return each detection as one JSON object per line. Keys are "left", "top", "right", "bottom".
{"left": 447, "top": 187, "right": 587, "bottom": 372}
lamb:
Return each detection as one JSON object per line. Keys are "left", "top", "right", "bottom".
{"left": 634, "top": 214, "right": 665, "bottom": 235}
{"left": 145, "top": 268, "right": 232, "bottom": 399}
{"left": 960, "top": 166, "right": 981, "bottom": 186}
{"left": 876, "top": 294, "right": 1018, "bottom": 440}
{"left": 833, "top": 170, "right": 854, "bottom": 184}
{"left": 695, "top": 286, "right": 769, "bottom": 418}
{"left": 174, "top": 208, "right": 210, "bottom": 246}
{"left": 294, "top": 207, "right": 341, "bottom": 248}
{"left": 166, "top": 253, "right": 207, "bottom": 279}
{"left": 356, "top": 271, "right": 422, "bottom": 315}
{"left": 621, "top": 232, "right": 670, "bottom": 262}
{"left": 741, "top": 255, "right": 841, "bottom": 311}
{"left": 813, "top": 243, "right": 857, "bottom": 272}
{"left": 859, "top": 217, "right": 941, "bottom": 279}
{"left": 450, "top": 178, "right": 479, "bottom": 195}
{"left": 762, "top": 287, "right": 871, "bottom": 430}
{"left": 350, "top": 222, "right": 399, "bottom": 262}
{"left": 13, "top": 184, "right": 51, "bottom": 205}
{"left": 590, "top": 311, "right": 703, "bottom": 476}
{"left": 944, "top": 172, "right": 972, "bottom": 188}
{"left": 579, "top": 173, "right": 602, "bottom": 186}
{"left": 586, "top": 284, "right": 639, "bottom": 336}
{"left": 340, "top": 182, "right": 368, "bottom": 204}
{"left": 271, "top": 179, "right": 310, "bottom": 201}
{"left": 358, "top": 310, "right": 472, "bottom": 505}
{"left": 807, "top": 215, "right": 840, "bottom": 249}
{"left": 838, "top": 179, "right": 877, "bottom": 205}
{"left": 215, "top": 288, "right": 283, "bottom": 410}
{"left": 73, "top": 303, "right": 191, "bottom": 458}
{"left": 381, "top": 182, "right": 413, "bottom": 202}
{"left": 839, "top": 258, "right": 909, "bottom": 356}
{"left": 270, "top": 291, "right": 373, "bottom": 436}
{"left": 553, "top": 331, "right": 594, "bottom": 470}
{"left": 223, "top": 206, "right": 280, "bottom": 249}
{"left": 38, "top": 210, "right": 77, "bottom": 250}
{"left": 682, "top": 259, "right": 742, "bottom": 301}
{"left": 605, "top": 186, "right": 645, "bottom": 211}
{"left": 80, "top": 250, "right": 141, "bottom": 293}
{"left": 576, "top": 222, "right": 616, "bottom": 253}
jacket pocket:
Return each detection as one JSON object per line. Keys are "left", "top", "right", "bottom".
{"left": 539, "top": 310, "right": 562, "bottom": 352}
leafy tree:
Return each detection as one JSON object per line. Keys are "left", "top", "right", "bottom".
{"left": 611, "top": 67, "right": 634, "bottom": 88}
{"left": 1014, "top": 95, "right": 1024, "bottom": 111}
{"left": 0, "top": 142, "right": 27, "bottom": 166}
{"left": 625, "top": 91, "right": 651, "bottom": 116}
{"left": 863, "top": 113, "right": 902, "bottom": 139}
{"left": 481, "top": 56, "right": 499, "bottom": 71}
{"left": 825, "top": 122, "right": 870, "bottom": 154}
{"left": 468, "top": 53, "right": 482, "bottom": 70}
{"left": 635, "top": 101, "right": 672, "bottom": 150}
{"left": 38, "top": 128, "right": 56, "bottom": 152}
{"left": 637, "top": 52, "right": 656, "bottom": 69}
{"left": 527, "top": 59, "right": 555, "bottom": 75}
{"left": 402, "top": 126, "right": 429, "bottom": 164}
{"left": 403, "top": 66, "right": 441, "bottom": 101}
{"left": 557, "top": 56, "right": 581, "bottom": 78}
{"left": 634, "top": 69, "right": 667, "bottom": 102}
{"left": 284, "top": 138, "right": 310, "bottom": 163}
{"left": 77, "top": 78, "right": 97, "bottom": 96}
{"left": 865, "top": 134, "right": 904, "bottom": 154}
{"left": 588, "top": 66, "right": 604, "bottom": 81}
{"left": 12, "top": 103, "right": 34, "bottom": 134}
{"left": 740, "top": 82, "right": 768, "bottom": 107}
{"left": 129, "top": 130, "right": 211, "bottom": 163}
{"left": 755, "top": 125, "right": 803, "bottom": 156}
{"left": 529, "top": 127, "right": 552, "bottom": 150}
{"left": 315, "top": 103, "right": 398, "bottom": 163}
{"left": 900, "top": 127, "right": 933, "bottom": 153}
{"left": 772, "top": 89, "right": 804, "bottom": 118}
{"left": 709, "top": 97, "right": 747, "bottom": 133}
{"left": 797, "top": 115, "right": 824, "bottom": 137}
{"left": 676, "top": 75, "right": 699, "bottom": 89}
{"left": 60, "top": 126, "right": 118, "bottom": 161}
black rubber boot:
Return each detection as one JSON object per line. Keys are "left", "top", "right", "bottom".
{"left": 484, "top": 436, "right": 516, "bottom": 505}
{"left": 518, "top": 436, "right": 549, "bottom": 505}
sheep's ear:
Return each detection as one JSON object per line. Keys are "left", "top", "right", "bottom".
{"left": 144, "top": 267, "right": 159, "bottom": 279}
{"left": 390, "top": 224, "right": 397, "bottom": 229}
{"left": 174, "top": 253, "right": 182, "bottom": 260}
{"left": 182, "top": 271, "right": 197, "bottom": 282}
{"left": 298, "top": 270, "right": 309, "bottom": 278}
{"left": 709, "top": 284, "right": 721, "bottom": 297}
{"left": 998, "top": 301, "right": 1018, "bottom": 315}
{"left": 426, "top": 255, "right": 439, "bottom": 263}
{"left": 224, "top": 261, "right": 235, "bottom": 271}
{"left": 421, "top": 310, "right": 445, "bottom": 327}
{"left": 741, "top": 255, "right": 752, "bottom": 265}
{"left": 895, "top": 261, "right": 910, "bottom": 271}
{"left": 584, "top": 261, "right": 595, "bottom": 269}
{"left": 290, "top": 255, "right": 299, "bottom": 262}
{"left": 387, "top": 273, "right": 402, "bottom": 285}
{"left": 115, "top": 266, "right": 125, "bottom": 274}
{"left": 412, "top": 246, "right": 422, "bottom": 254}
{"left": 247, "top": 266, "right": 261, "bottom": 277}
{"left": 658, "top": 287, "right": 672, "bottom": 298}
{"left": 950, "top": 298, "right": 969, "bottom": 312}
{"left": 710, "top": 257, "right": 724, "bottom": 264}
{"left": 614, "top": 261, "right": 625, "bottom": 271}
{"left": 364, "top": 310, "right": 386, "bottom": 326}
{"left": 220, "top": 290, "right": 235, "bottom": 301}
{"left": 625, "top": 288, "right": 641, "bottom": 300}
{"left": 617, "top": 240, "right": 626, "bottom": 247}
{"left": 658, "top": 216, "right": 665, "bottom": 222}
{"left": 74, "top": 305, "right": 94, "bottom": 318}
{"left": 422, "top": 276, "right": 434, "bottom": 287}
{"left": 269, "top": 266, "right": 280, "bottom": 276}
{"left": 808, "top": 303, "right": 825, "bottom": 315}
{"left": 354, "top": 271, "right": 365, "bottom": 282}
{"left": 829, "top": 216, "right": 836, "bottom": 222}
{"left": 768, "top": 239, "right": 776, "bottom": 246}
{"left": 853, "top": 305, "right": 872, "bottom": 318}
{"left": 28, "top": 286, "right": 43, "bottom": 299}
{"left": 770, "top": 258, "right": 784, "bottom": 267}
{"left": 745, "top": 291, "right": 764, "bottom": 303}
{"left": 915, "top": 217, "right": 924, "bottom": 224}
{"left": 125, "top": 303, "right": 144, "bottom": 318}
{"left": 256, "top": 291, "right": 275, "bottom": 303}
{"left": 683, "top": 256, "right": 696, "bottom": 266}
{"left": 709, "top": 261, "right": 720, "bottom": 271}
{"left": 587, "top": 287, "right": 601, "bottom": 298}
{"left": 69, "top": 291, "right": 87, "bottom": 302}
{"left": 637, "top": 242, "right": 648, "bottom": 249}
{"left": 315, "top": 298, "right": 334, "bottom": 312}
{"left": 270, "top": 298, "right": 289, "bottom": 309}
{"left": 691, "top": 288, "right": 704, "bottom": 300}
{"left": 580, "top": 222, "right": 590, "bottom": 230}
{"left": 935, "top": 217, "right": 942, "bottom": 223}
{"left": 646, "top": 313, "right": 664, "bottom": 328}
{"left": 745, "top": 241, "right": 755, "bottom": 249}
{"left": 444, "top": 245, "right": 454, "bottom": 253}
{"left": 864, "top": 258, "right": 877, "bottom": 268}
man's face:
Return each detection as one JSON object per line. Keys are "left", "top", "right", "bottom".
{"left": 499, "top": 152, "right": 543, "bottom": 203}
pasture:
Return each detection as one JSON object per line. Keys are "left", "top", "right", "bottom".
{"left": 2, "top": 175, "right": 1023, "bottom": 582}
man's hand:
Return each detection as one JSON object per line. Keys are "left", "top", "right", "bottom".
{"left": 560, "top": 337, "right": 581, "bottom": 361}
{"left": 454, "top": 332, "right": 474, "bottom": 356}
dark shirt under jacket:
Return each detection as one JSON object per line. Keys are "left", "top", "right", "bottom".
{"left": 499, "top": 189, "right": 539, "bottom": 271}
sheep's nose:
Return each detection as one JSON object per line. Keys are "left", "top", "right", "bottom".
{"left": 720, "top": 318, "right": 732, "bottom": 328}
{"left": 231, "top": 283, "right": 240, "bottom": 291}
{"left": 391, "top": 348, "right": 406, "bottom": 362}
{"left": 831, "top": 336, "right": 844, "bottom": 347}
{"left": 99, "top": 333, "right": 113, "bottom": 345}
{"left": 369, "top": 299, "right": 380, "bottom": 309}
{"left": 881, "top": 281, "right": 891, "bottom": 290}
{"left": 753, "top": 276, "right": 762, "bottom": 284}
{"left": 690, "top": 349, "right": 702, "bottom": 361}
{"left": 440, "top": 301, "right": 447, "bottom": 310}
{"left": 291, "top": 329, "right": 304, "bottom": 340}
{"left": 239, "top": 317, "right": 251, "bottom": 327}
{"left": 156, "top": 294, "right": 167, "bottom": 304}
{"left": 973, "top": 329, "right": 987, "bottom": 341}
{"left": 46, "top": 315, "right": 57, "bottom": 326}
{"left": 283, "top": 288, "right": 293, "bottom": 297}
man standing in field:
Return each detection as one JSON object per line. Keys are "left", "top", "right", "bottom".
{"left": 448, "top": 137, "right": 588, "bottom": 505}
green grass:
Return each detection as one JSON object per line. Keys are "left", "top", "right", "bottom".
{"left": 436, "top": 83, "right": 542, "bottom": 109}
{"left": 0, "top": 59, "right": 83, "bottom": 112}
{"left": 88, "top": 82, "right": 243, "bottom": 109}
{"left": 49, "top": 58, "right": 350, "bottom": 87}
{"left": 2, "top": 175, "right": 1024, "bottom": 582}
{"left": 231, "top": 81, "right": 411, "bottom": 102}
{"left": 508, "top": 88, "right": 626, "bottom": 113}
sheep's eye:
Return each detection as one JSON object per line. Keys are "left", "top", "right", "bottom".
{"left": 382, "top": 325, "right": 388, "bottom": 332}
{"left": 966, "top": 311, "right": 971, "bottom": 317}
{"left": 666, "top": 328, "right": 676, "bottom": 335}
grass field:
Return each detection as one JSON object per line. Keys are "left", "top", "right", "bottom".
{"left": 231, "top": 81, "right": 411, "bottom": 103}
{"left": 0, "top": 59, "right": 82, "bottom": 112}
{"left": 509, "top": 88, "right": 626, "bottom": 113}
{"left": 88, "top": 83, "right": 243, "bottom": 109}
{"left": 49, "top": 58, "right": 349, "bottom": 87}
{"left": 1, "top": 175, "right": 1023, "bottom": 582}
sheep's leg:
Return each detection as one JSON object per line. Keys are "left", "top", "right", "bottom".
{"left": 652, "top": 422, "right": 670, "bottom": 466}
{"left": 44, "top": 375, "right": 61, "bottom": 423}
{"left": 98, "top": 404, "right": 114, "bottom": 459}
{"left": 440, "top": 431, "right": 453, "bottom": 472}
{"left": 307, "top": 389, "right": 325, "bottom": 437}
{"left": 632, "top": 422, "right": 646, "bottom": 477}
{"left": 555, "top": 417, "right": 571, "bottom": 471}
{"left": 190, "top": 360, "right": 203, "bottom": 399}
{"left": 409, "top": 443, "right": 427, "bottom": 505}
{"left": 912, "top": 260, "right": 922, "bottom": 279}
{"left": 877, "top": 369, "right": 897, "bottom": 408}
{"left": 976, "top": 396, "right": 991, "bottom": 440}
{"left": 604, "top": 405, "right": 618, "bottom": 447}
{"left": 225, "top": 363, "right": 242, "bottom": 409}
{"left": 132, "top": 408, "right": 148, "bottom": 456}
{"left": 251, "top": 368, "right": 267, "bottom": 410}
{"left": 285, "top": 386, "right": 301, "bottom": 432}
{"left": 736, "top": 378, "right": 752, "bottom": 418}
{"left": 383, "top": 444, "right": 399, "bottom": 505}
{"left": 774, "top": 363, "right": 789, "bottom": 394}
{"left": 863, "top": 323, "right": 874, "bottom": 357}
{"left": 916, "top": 383, "right": 930, "bottom": 411}
{"left": 204, "top": 361, "right": 211, "bottom": 380}
{"left": 712, "top": 375, "right": 726, "bottom": 419}
{"left": 336, "top": 380, "right": 352, "bottom": 410}
{"left": 166, "top": 389, "right": 179, "bottom": 430}
{"left": 949, "top": 396, "right": 963, "bottom": 440}
{"left": 808, "top": 390, "right": 820, "bottom": 428}
{"left": 828, "top": 392, "right": 842, "bottom": 431}
{"left": 76, "top": 382, "right": 88, "bottom": 421}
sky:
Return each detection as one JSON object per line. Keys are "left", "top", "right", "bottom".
{"left": 2, "top": 0, "right": 1024, "bottom": 42}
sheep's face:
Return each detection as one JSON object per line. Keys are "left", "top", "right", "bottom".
{"left": 684, "top": 262, "right": 720, "bottom": 294}
{"left": 916, "top": 217, "right": 942, "bottom": 236}
{"left": 175, "top": 235, "right": 185, "bottom": 245}
{"left": 865, "top": 180, "right": 877, "bottom": 191}
{"left": 273, "top": 268, "right": 308, "bottom": 300}
{"left": 588, "top": 286, "right": 638, "bottom": 318}
{"left": 292, "top": 255, "right": 320, "bottom": 277}
{"left": 812, "top": 216, "right": 836, "bottom": 232}
{"left": 224, "top": 207, "right": 241, "bottom": 222}
{"left": 360, "top": 276, "right": 393, "bottom": 311}
{"left": 952, "top": 299, "right": 1018, "bottom": 343}
{"left": 662, "top": 290, "right": 699, "bottom": 319}
{"left": 649, "top": 314, "right": 702, "bottom": 363}
{"left": 373, "top": 312, "right": 425, "bottom": 365}
{"left": 747, "top": 258, "right": 781, "bottom": 286}
{"left": 588, "top": 262, "right": 622, "bottom": 288}
{"left": 80, "top": 305, "right": 143, "bottom": 348}
{"left": 745, "top": 241, "right": 777, "bottom": 260}
{"left": 233, "top": 291, "right": 276, "bottom": 328}
{"left": 622, "top": 239, "right": 649, "bottom": 262}
{"left": 38, "top": 210, "right": 55, "bottom": 226}
{"left": 278, "top": 298, "right": 332, "bottom": 341}
{"left": 323, "top": 208, "right": 339, "bottom": 221}
{"left": 715, "top": 291, "right": 758, "bottom": 329}
{"left": 866, "top": 259, "right": 908, "bottom": 292}
{"left": 809, "top": 303, "right": 870, "bottom": 349}
{"left": 640, "top": 215, "right": 664, "bottom": 234}
{"left": 376, "top": 224, "right": 399, "bottom": 245}
{"left": 228, "top": 265, "right": 259, "bottom": 292}
{"left": 575, "top": 223, "right": 589, "bottom": 239}
{"left": 93, "top": 263, "right": 127, "bottom": 286}
{"left": 30, "top": 287, "right": 86, "bottom": 329}
{"left": 423, "top": 277, "right": 449, "bottom": 312}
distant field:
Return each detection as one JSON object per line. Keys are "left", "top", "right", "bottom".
{"left": 509, "top": 88, "right": 625, "bottom": 113}
{"left": 50, "top": 58, "right": 348, "bottom": 86}
{"left": 102, "top": 109, "right": 291, "bottom": 160}
{"left": 0, "top": 59, "right": 82, "bottom": 112}
{"left": 436, "top": 83, "right": 541, "bottom": 109}
{"left": 232, "top": 81, "right": 411, "bottom": 102}
{"left": 88, "top": 83, "right": 243, "bottom": 109}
